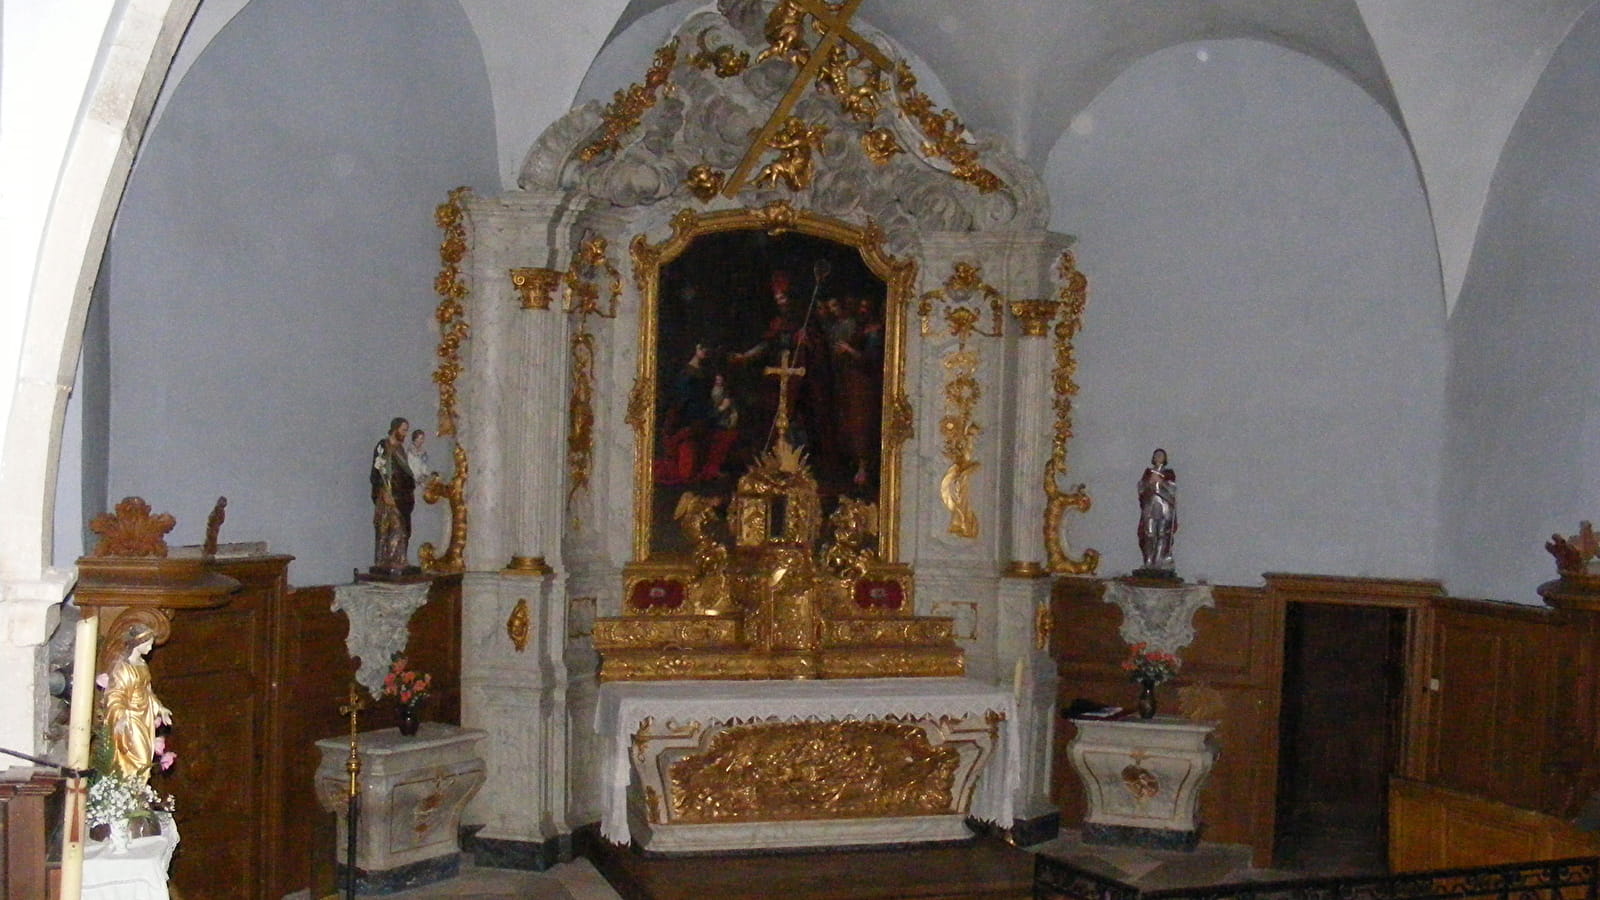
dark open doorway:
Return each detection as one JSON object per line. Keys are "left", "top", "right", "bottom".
{"left": 1274, "top": 602, "right": 1407, "bottom": 875}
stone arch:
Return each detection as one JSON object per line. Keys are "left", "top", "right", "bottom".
{"left": 0, "top": 0, "right": 202, "bottom": 752}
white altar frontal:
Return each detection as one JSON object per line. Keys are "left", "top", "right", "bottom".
{"left": 598, "top": 678, "right": 1017, "bottom": 853}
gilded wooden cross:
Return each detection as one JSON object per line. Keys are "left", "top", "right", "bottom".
{"left": 724, "top": 0, "right": 891, "bottom": 196}
{"left": 764, "top": 350, "right": 807, "bottom": 441}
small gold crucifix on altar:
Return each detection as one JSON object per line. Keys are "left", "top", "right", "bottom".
{"left": 764, "top": 349, "right": 807, "bottom": 446}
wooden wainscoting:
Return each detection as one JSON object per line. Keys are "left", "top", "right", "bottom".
{"left": 148, "top": 562, "right": 461, "bottom": 900}
{"left": 1389, "top": 776, "right": 1600, "bottom": 871}
{"left": 1053, "top": 571, "right": 1600, "bottom": 873}
{"left": 1049, "top": 574, "right": 1465, "bottom": 868}
{"left": 1417, "top": 597, "right": 1588, "bottom": 816}
{"left": 1049, "top": 578, "right": 1285, "bottom": 866}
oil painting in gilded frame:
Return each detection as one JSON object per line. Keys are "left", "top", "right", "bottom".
{"left": 632, "top": 208, "right": 912, "bottom": 564}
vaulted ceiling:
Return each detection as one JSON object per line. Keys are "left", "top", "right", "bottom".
{"left": 165, "top": 0, "right": 1595, "bottom": 312}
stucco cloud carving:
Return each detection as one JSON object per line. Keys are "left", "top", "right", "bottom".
{"left": 516, "top": 2, "right": 1046, "bottom": 237}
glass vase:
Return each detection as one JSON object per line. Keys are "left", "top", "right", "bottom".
{"left": 1137, "top": 679, "right": 1158, "bottom": 719}
{"left": 398, "top": 702, "right": 421, "bottom": 736}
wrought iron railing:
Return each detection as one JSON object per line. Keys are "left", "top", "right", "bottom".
{"left": 1036, "top": 855, "right": 1600, "bottom": 900}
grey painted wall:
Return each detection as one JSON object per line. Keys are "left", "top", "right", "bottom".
{"left": 1045, "top": 40, "right": 1447, "bottom": 587}
{"left": 104, "top": 0, "right": 498, "bottom": 585}
{"left": 1443, "top": 7, "right": 1600, "bottom": 603}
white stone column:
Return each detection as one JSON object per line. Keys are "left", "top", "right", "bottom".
{"left": 996, "top": 573, "right": 1058, "bottom": 836}
{"left": 997, "top": 303, "right": 1057, "bottom": 574}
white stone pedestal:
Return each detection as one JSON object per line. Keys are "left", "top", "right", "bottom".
{"left": 315, "top": 723, "right": 486, "bottom": 894}
{"left": 1067, "top": 715, "right": 1218, "bottom": 851}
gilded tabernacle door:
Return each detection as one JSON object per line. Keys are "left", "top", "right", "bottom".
{"left": 629, "top": 208, "right": 913, "bottom": 566}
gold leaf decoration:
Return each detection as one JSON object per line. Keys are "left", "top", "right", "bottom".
{"left": 685, "top": 164, "right": 727, "bottom": 202}
{"left": 668, "top": 720, "right": 960, "bottom": 821}
{"left": 1043, "top": 251, "right": 1099, "bottom": 574}
{"left": 755, "top": 117, "right": 830, "bottom": 192}
{"left": 579, "top": 39, "right": 679, "bottom": 164}
{"left": 892, "top": 61, "right": 1004, "bottom": 193}
{"left": 507, "top": 598, "right": 531, "bottom": 653}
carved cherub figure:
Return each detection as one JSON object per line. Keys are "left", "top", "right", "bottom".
{"left": 756, "top": 117, "right": 829, "bottom": 192}
{"left": 822, "top": 497, "right": 878, "bottom": 581}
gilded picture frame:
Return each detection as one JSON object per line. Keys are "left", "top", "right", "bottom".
{"left": 629, "top": 205, "right": 914, "bottom": 565}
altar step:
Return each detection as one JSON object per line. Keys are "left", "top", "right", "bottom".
{"left": 591, "top": 835, "right": 1034, "bottom": 900}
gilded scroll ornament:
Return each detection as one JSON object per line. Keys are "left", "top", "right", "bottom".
{"left": 919, "top": 262, "right": 1005, "bottom": 340}
{"left": 920, "top": 262, "right": 1006, "bottom": 538}
{"left": 1035, "top": 599, "right": 1053, "bottom": 651}
{"left": 625, "top": 375, "right": 654, "bottom": 441}
{"left": 892, "top": 61, "right": 1004, "bottom": 194}
{"left": 939, "top": 352, "right": 981, "bottom": 538}
{"left": 506, "top": 598, "right": 530, "bottom": 653}
{"left": 418, "top": 442, "right": 468, "bottom": 574}
{"left": 509, "top": 267, "right": 560, "bottom": 310}
{"left": 579, "top": 39, "right": 679, "bottom": 164}
{"left": 884, "top": 392, "right": 914, "bottom": 447}
{"left": 1043, "top": 251, "right": 1099, "bottom": 575}
{"left": 567, "top": 333, "right": 596, "bottom": 510}
{"left": 561, "top": 236, "right": 621, "bottom": 512}
{"left": 751, "top": 199, "right": 800, "bottom": 235}
{"left": 755, "top": 117, "right": 830, "bottom": 192}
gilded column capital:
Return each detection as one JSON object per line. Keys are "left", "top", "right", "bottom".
{"left": 509, "top": 267, "right": 561, "bottom": 310}
{"left": 1008, "top": 299, "right": 1060, "bottom": 338}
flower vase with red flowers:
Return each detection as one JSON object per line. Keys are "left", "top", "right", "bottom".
{"left": 382, "top": 653, "right": 433, "bottom": 736}
{"left": 1121, "top": 643, "right": 1181, "bottom": 719}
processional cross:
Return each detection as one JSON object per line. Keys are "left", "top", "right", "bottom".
{"left": 723, "top": 0, "right": 889, "bottom": 196}
{"left": 764, "top": 350, "right": 807, "bottom": 446}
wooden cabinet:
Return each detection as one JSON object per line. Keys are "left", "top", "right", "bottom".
{"left": 147, "top": 559, "right": 461, "bottom": 900}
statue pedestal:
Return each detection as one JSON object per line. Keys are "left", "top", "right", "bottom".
{"left": 315, "top": 723, "right": 486, "bottom": 894}
{"left": 1067, "top": 716, "right": 1218, "bottom": 851}
{"left": 81, "top": 813, "right": 179, "bottom": 899}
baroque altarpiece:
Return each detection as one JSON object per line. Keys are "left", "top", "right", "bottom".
{"left": 427, "top": 0, "right": 1097, "bottom": 857}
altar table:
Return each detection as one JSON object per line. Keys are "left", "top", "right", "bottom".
{"left": 596, "top": 677, "right": 1018, "bottom": 853}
